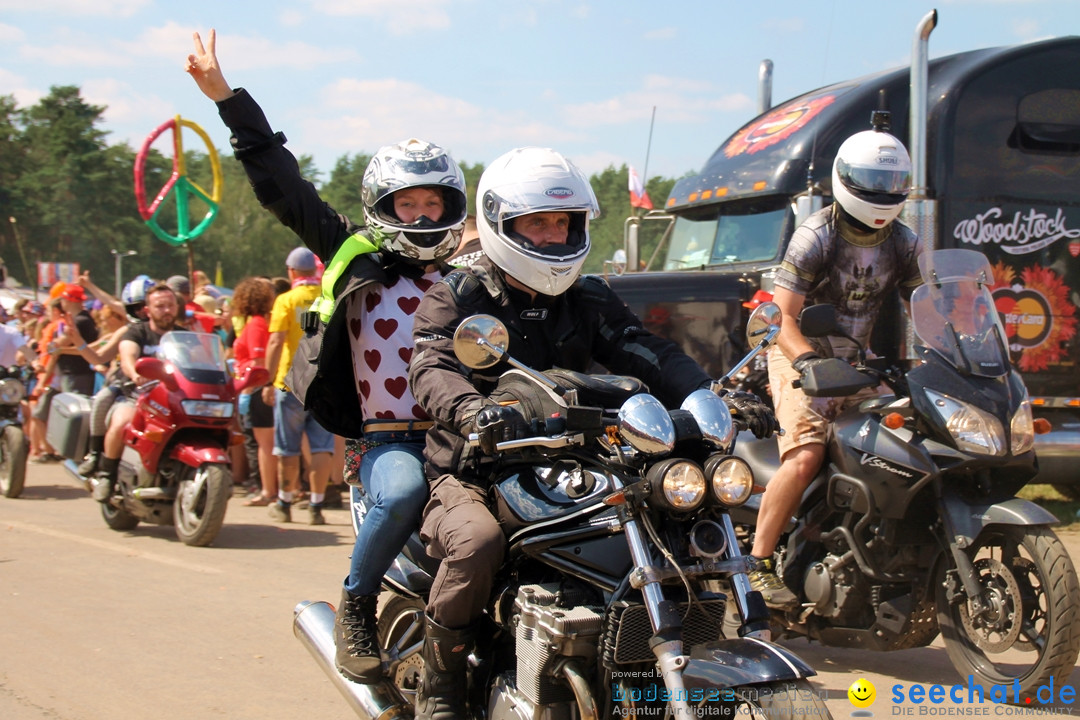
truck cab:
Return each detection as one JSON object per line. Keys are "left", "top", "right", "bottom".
{"left": 609, "top": 32, "right": 1080, "bottom": 491}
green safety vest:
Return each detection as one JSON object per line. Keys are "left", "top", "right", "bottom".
{"left": 308, "top": 233, "right": 379, "bottom": 323}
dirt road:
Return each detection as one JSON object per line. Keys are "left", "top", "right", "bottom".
{"left": 1, "top": 462, "right": 1077, "bottom": 719}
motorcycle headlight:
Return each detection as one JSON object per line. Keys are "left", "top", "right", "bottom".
{"left": 618, "top": 394, "right": 675, "bottom": 456}
{"left": 181, "top": 400, "right": 235, "bottom": 418}
{"left": 1010, "top": 399, "right": 1035, "bottom": 455}
{"left": 0, "top": 378, "right": 25, "bottom": 404}
{"left": 705, "top": 455, "right": 754, "bottom": 507}
{"left": 680, "top": 388, "right": 734, "bottom": 451}
{"left": 925, "top": 389, "right": 1005, "bottom": 456}
{"left": 647, "top": 459, "right": 706, "bottom": 512}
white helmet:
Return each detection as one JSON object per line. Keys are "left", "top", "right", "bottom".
{"left": 477, "top": 147, "right": 599, "bottom": 296}
{"left": 362, "top": 139, "right": 467, "bottom": 263}
{"left": 832, "top": 129, "right": 912, "bottom": 229}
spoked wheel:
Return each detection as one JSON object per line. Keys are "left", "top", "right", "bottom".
{"left": 937, "top": 525, "right": 1080, "bottom": 701}
{"left": 377, "top": 595, "right": 426, "bottom": 709}
{"left": 0, "top": 425, "right": 28, "bottom": 498}
{"left": 173, "top": 463, "right": 232, "bottom": 546}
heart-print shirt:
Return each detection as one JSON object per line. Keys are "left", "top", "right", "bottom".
{"left": 345, "top": 268, "right": 443, "bottom": 422}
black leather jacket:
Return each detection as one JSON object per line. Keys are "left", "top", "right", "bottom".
{"left": 216, "top": 88, "right": 445, "bottom": 437}
{"left": 408, "top": 256, "right": 712, "bottom": 482}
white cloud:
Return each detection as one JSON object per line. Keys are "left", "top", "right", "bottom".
{"left": 0, "top": 23, "right": 25, "bottom": 43}
{"left": 563, "top": 74, "right": 753, "bottom": 128}
{"left": 278, "top": 10, "right": 307, "bottom": 28}
{"left": 644, "top": 27, "right": 677, "bottom": 41}
{"left": 126, "top": 22, "right": 360, "bottom": 71}
{"left": 297, "top": 76, "right": 582, "bottom": 165}
{"left": 82, "top": 77, "right": 174, "bottom": 133}
{"left": 0, "top": 0, "right": 147, "bottom": 16}
{"left": 303, "top": 0, "right": 451, "bottom": 33}
{"left": 0, "top": 68, "right": 41, "bottom": 108}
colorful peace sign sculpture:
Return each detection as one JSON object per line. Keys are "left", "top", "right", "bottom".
{"left": 134, "top": 115, "right": 223, "bottom": 246}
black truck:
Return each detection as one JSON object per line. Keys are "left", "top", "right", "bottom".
{"left": 608, "top": 12, "right": 1080, "bottom": 493}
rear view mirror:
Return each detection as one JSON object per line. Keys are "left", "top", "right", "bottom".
{"left": 746, "top": 301, "right": 782, "bottom": 349}
{"left": 453, "top": 315, "right": 510, "bottom": 370}
{"left": 799, "top": 304, "right": 839, "bottom": 338}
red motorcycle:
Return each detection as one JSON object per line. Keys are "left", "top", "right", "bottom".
{"left": 56, "top": 331, "right": 268, "bottom": 546}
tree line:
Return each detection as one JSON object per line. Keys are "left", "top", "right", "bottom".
{"left": 0, "top": 86, "right": 679, "bottom": 292}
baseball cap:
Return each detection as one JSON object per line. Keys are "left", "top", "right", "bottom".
{"left": 61, "top": 285, "right": 87, "bottom": 303}
{"left": 286, "top": 247, "right": 317, "bottom": 271}
{"left": 166, "top": 275, "right": 192, "bottom": 296}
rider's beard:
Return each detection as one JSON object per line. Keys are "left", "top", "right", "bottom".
{"left": 151, "top": 311, "right": 176, "bottom": 330}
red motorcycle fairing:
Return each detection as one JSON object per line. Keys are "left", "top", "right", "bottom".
{"left": 169, "top": 439, "right": 231, "bottom": 467}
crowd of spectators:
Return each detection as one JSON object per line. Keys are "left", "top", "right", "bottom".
{"left": 8, "top": 268, "right": 343, "bottom": 509}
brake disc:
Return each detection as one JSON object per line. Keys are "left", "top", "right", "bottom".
{"left": 959, "top": 557, "right": 1022, "bottom": 652}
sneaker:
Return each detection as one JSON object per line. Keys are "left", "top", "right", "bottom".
{"left": 334, "top": 590, "right": 381, "bottom": 682}
{"left": 309, "top": 504, "right": 326, "bottom": 526}
{"left": 31, "top": 453, "right": 62, "bottom": 464}
{"left": 90, "top": 474, "right": 114, "bottom": 503}
{"left": 746, "top": 555, "right": 798, "bottom": 608}
{"left": 268, "top": 501, "right": 291, "bottom": 523}
{"left": 77, "top": 451, "right": 101, "bottom": 476}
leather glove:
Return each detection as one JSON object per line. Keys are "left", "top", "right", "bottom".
{"left": 792, "top": 352, "right": 828, "bottom": 374}
{"left": 237, "top": 392, "right": 252, "bottom": 417}
{"left": 723, "top": 390, "right": 778, "bottom": 440}
{"left": 474, "top": 404, "right": 532, "bottom": 455}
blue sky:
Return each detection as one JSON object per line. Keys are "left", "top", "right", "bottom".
{"left": 0, "top": 0, "right": 1076, "bottom": 182}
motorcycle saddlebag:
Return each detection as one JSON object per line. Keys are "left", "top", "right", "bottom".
{"left": 45, "top": 392, "right": 91, "bottom": 461}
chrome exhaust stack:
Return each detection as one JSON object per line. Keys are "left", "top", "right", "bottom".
{"left": 293, "top": 600, "right": 414, "bottom": 719}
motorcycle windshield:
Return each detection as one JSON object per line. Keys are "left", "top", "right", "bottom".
{"left": 911, "top": 250, "right": 1010, "bottom": 377}
{"left": 159, "top": 331, "right": 230, "bottom": 384}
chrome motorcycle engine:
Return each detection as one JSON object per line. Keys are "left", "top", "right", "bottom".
{"left": 500, "top": 583, "right": 604, "bottom": 711}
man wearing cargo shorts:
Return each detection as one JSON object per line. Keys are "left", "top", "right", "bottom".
{"left": 263, "top": 247, "right": 334, "bottom": 525}
{"left": 748, "top": 126, "right": 923, "bottom": 607}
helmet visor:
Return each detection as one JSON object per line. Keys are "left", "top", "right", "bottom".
{"left": 505, "top": 211, "right": 590, "bottom": 259}
{"left": 836, "top": 158, "right": 911, "bottom": 204}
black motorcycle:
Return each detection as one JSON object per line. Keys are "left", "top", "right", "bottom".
{"left": 733, "top": 248, "right": 1080, "bottom": 701}
{"left": 0, "top": 363, "right": 33, "bottom": 498}
{"left": 294, "top": 304, "right": 836, "bottom": 719}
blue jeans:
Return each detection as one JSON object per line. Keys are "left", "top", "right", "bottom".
{"left": 344, "top": 433, "right": 428, "bottom": 597}
{"left": 272, "top": 389, "right": 334, "bottom": 456}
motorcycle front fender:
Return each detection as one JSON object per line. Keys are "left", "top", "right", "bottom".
{"left": 169, "top": 440, "right": 230, "bottom": 468}
{"left": 682, "top": 637, "right": 816, "bottom": 691}
{"left": 942, "top": 493, "right": 1060, "bottom": 547}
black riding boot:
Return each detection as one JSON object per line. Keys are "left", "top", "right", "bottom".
{"left": 415, "top": 615, "right": 473, "bottom": 720}
{"left": 77, "top": 435, "right": 105, "bottom": 476}
{"left": 91, "top": 457, "right": 119, "bottom": 503}
{"left": 333, "top": 589, "right": 381, "bottom": 683}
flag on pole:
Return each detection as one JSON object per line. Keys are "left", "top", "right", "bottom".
{"left": 628, "top": 166, "right": 654, "bottom": 210}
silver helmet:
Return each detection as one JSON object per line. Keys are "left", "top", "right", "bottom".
{"left": 362, "top": 139, "right": 468, "bottom": 263}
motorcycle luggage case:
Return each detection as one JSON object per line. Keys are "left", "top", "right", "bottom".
{"left": 46, "top": 392, "right": 92, "bottom": 461}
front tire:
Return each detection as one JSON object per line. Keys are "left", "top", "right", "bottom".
{"left": 377, "top": 595, "right": 426, "bottom": 708}
{"left": 0, "top": 425, "right": 28, "bottom": 498}
{"left": 173, "top": 463, "right": 232, "bottom": 546}
{"left": 937, "top": 525, "right": 1080, "bottom": 701}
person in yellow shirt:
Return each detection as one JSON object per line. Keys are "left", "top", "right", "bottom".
{"left": 262, "top": 247, "right": 333, "bottom": 524}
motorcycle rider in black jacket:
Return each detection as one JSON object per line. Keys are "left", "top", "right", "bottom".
{"left": 407, "top": 146, "right": 776, "bottom": 719}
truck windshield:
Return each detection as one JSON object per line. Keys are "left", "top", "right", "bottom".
{"left": 664, "top": 204, "right": 788, "bottom": 269}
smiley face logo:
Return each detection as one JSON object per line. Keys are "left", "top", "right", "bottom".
{"left": 848, "top": 678, "right": 876, "bottom": 708}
